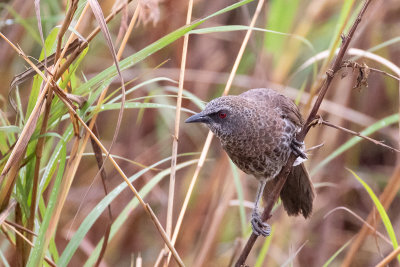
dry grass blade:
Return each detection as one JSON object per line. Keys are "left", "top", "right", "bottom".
{"left": 9, "top": 38, "right": 83, "bottom": 90}
{"left": 51, "top": 83, "right": 184, "bottom": 266}
{"left": 194, "top": 177, "right": 235, "bottom": 267}
{"left": 2, "top": 221, "right": 56, "bottom": 267}
{"left": 342, "top": 166, "right": 400, "bottom": 266}
{"left": 0, "top": 85, "right": 45, "bottom": 209}
{"left": 34, "top": 0, "right": 47, "bottom": 69}
{"left": 376, "top": 246, "right": 400, "bottom": 267}
{"left": 162, "top": 0, "right": 267, "bottom": 264}
{"left": 0, "top": 200, "right": 16, "bottom": 225}
{"left": 90, "top": 123, "right": 113, "bottom": 267}
{"left": 54, "top": 0, "right": 79, "bottom": 62}
{"left": 165, "top": 0, "right": 194, "bottom": 265}
{"left": 87, "top": 0, "right": 126, "bottom": 190}
{"left": 4, "top": 220, "right": 36, "bottom": 237}
{"left": 235, "top": 0, "right": 373, "bottom": 265}
{"left": 324, "top": 207, "right": 391, "bottom": 245}
{"left": 27, "top": 0, "right": 80, "bottom": 252}
{"left": 0, "top": 31, "right": 48, "bottom": 181}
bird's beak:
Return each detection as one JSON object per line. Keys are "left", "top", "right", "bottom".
{"left": 185, "top": 112, "right": 208, "bottom": 123}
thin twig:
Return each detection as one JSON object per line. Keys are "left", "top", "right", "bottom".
{"left": 341, "top": 61, "right": 400, "bottom": 82}
{"left": 323, "top": 207, "right": 391, "bottom": 245}
{"left": 235, "top": 1, "right": 372, "bottom": 265}
{"left": 314, "top": 117, "right": 400, "bottom": 153}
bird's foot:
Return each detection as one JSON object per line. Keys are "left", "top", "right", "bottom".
{"left": 251, "top": 212, "right": 271, "bottom": 237}
{"left": 291, "top": 139, "right": 307, "bottom": 165}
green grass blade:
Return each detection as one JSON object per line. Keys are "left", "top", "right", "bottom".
{"left": 26, "top": 27, "right": 59, "bottom": 118}
{"left": 27, "top": 140, "right": 67, "bottom": 267}
{"left": 74, "top": 0, "right": 254, "bottom": 96}
{"left": 0, "top": 247, "right": 10, "bottom": 267}
{"left": 347, "top": 168, "right": 400, "bottom": 264}
{"left": 0, "top": 126, "right": 21, "bottom": 133}
{"left": 106, "top": 77, "right": 178, "bottom": 104}
{"left": 311, "top": 114, "right": 399, "bottom": 175}
{"left": 58, "top": 156, "right": 197, "bottom": 266}
{"left": 190, "top": 25, "right": 314, "bottom": 54}
{"left": 264, "top": 0, "right": 299, "bottom": 61}
{"left": 90, "top": 102, "right": 195, "bottom": 115}
{"left": 83, "top": 159, "right": 199, "bottom": 266}
{"left": 322, "top": 238, "right": 353, "bottom": 267}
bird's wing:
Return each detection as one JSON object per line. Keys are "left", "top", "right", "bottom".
{"left": 239, "top": 88, "right": 303, "bottom": 126}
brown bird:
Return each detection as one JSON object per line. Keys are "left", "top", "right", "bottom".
{"left": 185, "top": 88, "right": 315, "bottom": 236}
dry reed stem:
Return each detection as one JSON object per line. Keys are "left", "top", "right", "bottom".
{"left": 1, "top": 2, "right": 181, "bottom": 264}
{"left": 0, "top": 32, "right": 50, "bottom": 210}
{"left": 51, "top": 85, "right": 184, "bottom": 266}
{"left": 194, "top": 169, "right": 236, "bottom": 267}
{"left": 158, "top": 0, "right": 267, "bottom": 265}
{"left": 376, "top": 246, "right": 400, "bottom": 267}
{"left": 235, "top": 0, "right": 372, "bottom": 265}
{"left": 164, "top": 0, "right": 193, "bottom": 265}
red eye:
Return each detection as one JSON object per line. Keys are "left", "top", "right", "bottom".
{"left": 219, "top": 112, "right": 227, "bottom": 119}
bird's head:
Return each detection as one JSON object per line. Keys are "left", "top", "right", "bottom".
{"left": 185, "top": 96, "right": 248, "bottom": 138}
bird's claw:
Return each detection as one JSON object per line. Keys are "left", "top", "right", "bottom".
{"left": 291, "top": 139, "right": 307, "bottom": 159}
{"left": 251, "top": 212, "right": 271, "bottom": 237}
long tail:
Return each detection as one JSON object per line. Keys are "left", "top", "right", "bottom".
{"left": 263, "top": 163, "right": 315, "bottom": 218}
{"left": 280, "top": 163, "right": 315, "bottom": 218}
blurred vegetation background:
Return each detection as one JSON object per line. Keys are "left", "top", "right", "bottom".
{"left": 0, "top": 0, "right": 399, "bottom": 266}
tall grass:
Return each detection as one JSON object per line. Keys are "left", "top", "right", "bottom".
{"left": 0, "top": 0, "right": 399, "bottom": 266}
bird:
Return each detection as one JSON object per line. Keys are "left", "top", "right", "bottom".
{"left": 185, "top": 88, "right": 315, "bottom": 236}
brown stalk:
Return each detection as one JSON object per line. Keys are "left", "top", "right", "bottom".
{"left": 194, "top": 172, "right": 236, "bottom": 267}
{"left": 159, "top": 0, "right": 268, "bottom": 265}
{"left": 2, "top": 221, "right": 56, "bottom": 267}
{"left": 10, "top": 0, "right": 135, "bottom": 90}
{"left": 376, "top": 246, "right": 400, "bottom": 267}
{"left": 163, "top": 0, "right": 194, "bottom": 265}
{"left": 235, "top": 1, "right": 372, "bottom": 265}
{"left": 314, "top": 117, "right": 400, "bottom": 153}
{"left": 51, "top": 83, "right": 184, "bottom": 266}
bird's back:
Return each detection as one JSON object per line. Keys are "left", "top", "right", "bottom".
{"left": 239, "top": 88, "right": 303, "bottom": 127}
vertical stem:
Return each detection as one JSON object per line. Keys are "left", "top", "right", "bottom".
{"left": 165, "top": 0, "right": 193, "bottom": 264}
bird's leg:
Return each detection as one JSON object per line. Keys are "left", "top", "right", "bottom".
{"left": 251, "top": 179, "right": 271, "bottom": 237}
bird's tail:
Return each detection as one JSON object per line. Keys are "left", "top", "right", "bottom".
{"left": 280, "top": 163, "right": 315, "bottom": 218}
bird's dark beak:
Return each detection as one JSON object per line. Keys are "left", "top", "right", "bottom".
{"left": 185, "top": 112, "right": 208, "bottom": 123}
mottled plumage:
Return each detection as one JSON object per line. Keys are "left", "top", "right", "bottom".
{"left": 186, "top": 88, "right": 315, "bottom": 236}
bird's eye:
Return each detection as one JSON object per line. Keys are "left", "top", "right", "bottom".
{"left": 218, "top": 112, "right": 227, "bottom": 119}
